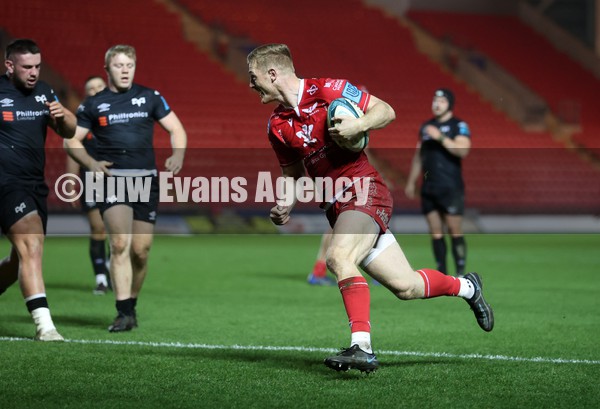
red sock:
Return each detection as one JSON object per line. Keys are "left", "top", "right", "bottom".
{"left": 417, "top": 268, "right": 461, "bottom": 298}
{"left": 312, "top": 260, "right": 327, "bottom": 278}
{"left": 338, "top": 276, "right": 370, "bottom": 332}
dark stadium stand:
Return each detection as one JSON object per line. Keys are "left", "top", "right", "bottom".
{"left": 175, "top": 0, "right": 600, "bottom": 213}
{"left": 1, "top": 0, "right": 598, "bottom": 213}
{"left": 407, "top": 10, "right": 600, "bottom": 152}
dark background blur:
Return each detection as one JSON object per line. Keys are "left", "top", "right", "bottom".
{"left": 2, "top": 0, "right": 599, "bottom": 233}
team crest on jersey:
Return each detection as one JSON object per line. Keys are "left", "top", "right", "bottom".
{"left": 14, "top": 202, "right": 26, "bottom": 214}
{"left": 34, "top": 95, "right": 48, "bottom": 104}
{"left": 97, "top": 103, "right": 111, "bottom": 113}
{"left": 131, "top": 97, "right": 146, "bottom": 107}
{"left": 301, "top": 102, "right": 318, "bottom": 115}
{"left": 0, "top": 98, "right": 13, "bottom": 107}
{"left": 296, "top": 124, "right": 317, "bottom": 147}
{"left": 307, "top": 85, "right": 318, "bottom": 95}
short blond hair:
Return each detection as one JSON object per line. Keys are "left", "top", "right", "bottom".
{"left": 104, "top": 44, "right": 136, "bottom": 67}
{"left": 247, "top": 43, "right": 294, "bottom": 73}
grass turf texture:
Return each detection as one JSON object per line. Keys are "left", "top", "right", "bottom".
{"left": 1, "top": 233, "right": 599, "bottom": 408}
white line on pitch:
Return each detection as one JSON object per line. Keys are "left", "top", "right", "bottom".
{"left": 1, "top": 336, "right": 598, "bottom": 365}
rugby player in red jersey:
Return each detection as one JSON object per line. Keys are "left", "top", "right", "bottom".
{"left": 247, "top": 44, "right": 494, "bottom": 373}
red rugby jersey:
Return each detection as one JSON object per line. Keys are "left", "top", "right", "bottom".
{"left": 267, "top": 78, "right": 378, "bottom": 181}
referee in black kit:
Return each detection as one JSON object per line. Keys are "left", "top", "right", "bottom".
{"left": 405, "top": 89, "right": 471, "bottom": 276}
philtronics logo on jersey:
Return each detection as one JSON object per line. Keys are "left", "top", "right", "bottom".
{"left": 2, "top": 111, "right": 14, "bottom": 121}
{"left": 97, "top": 112, "right": 148, "bottom": 126}
{"left": 15, "top": 110, "right": 48, "bottom": 120}
{"left": 107, "top": 111, "right": 149, "bottom": 124}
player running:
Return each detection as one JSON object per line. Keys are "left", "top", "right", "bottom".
{"left": 247, "top": 43, "right": 493, "bottom": 373}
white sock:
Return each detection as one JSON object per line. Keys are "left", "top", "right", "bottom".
{"left": 31, "top": 307, "right": 56, "bottom": 333}
{"left": 351, "top": 331, "right": 372, "bottom": 353}
{"left": 96, "top": 274, "right": 108, "bottom": 286}
{"left": 457, "top": 277, "right": 475, "bottom": 299}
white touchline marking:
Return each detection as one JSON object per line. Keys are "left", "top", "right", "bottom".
{"left": 1, "top": 336, "right": 599, "bottom": 365}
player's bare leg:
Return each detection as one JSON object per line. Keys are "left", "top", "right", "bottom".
{"left": 324, "top": 211, "right": 380, "bottom": 373}
{"left": 8, "top": 212, "right": 62, "bottom": 341}
{"left": 0, "top": 247, "right": 19, "bottom": 296}
{"left": 103, "top": 205, "right": 136, "bottom": 332}
{"left": 326, "top": 211, "right": 378, "bottom": 281}
{"left": 129, "top": 220, "right": 154, "bottom": 327}
{"left": 363, "top": 240, "right": 425, "bottom": 299}
{"left": 363, "top": 232, "right": 493, "bottom": 332}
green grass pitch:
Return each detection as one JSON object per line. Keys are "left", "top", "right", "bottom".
{"left": 1, "top": 233, "right": 599, "bottom": 408}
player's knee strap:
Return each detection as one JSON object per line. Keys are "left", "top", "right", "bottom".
{"left": 360, "top": 229, "right": 396, "bottom": 268}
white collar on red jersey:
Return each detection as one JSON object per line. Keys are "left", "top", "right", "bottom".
{"left": 292, "top": 79, "right": 305, "bottom": 117}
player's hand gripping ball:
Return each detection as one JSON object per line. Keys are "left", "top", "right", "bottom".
{"left": 327, "top": 98, "right": 369, "bottom": 152}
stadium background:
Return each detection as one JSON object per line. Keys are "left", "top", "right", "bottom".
{"left": 1, "top": 0, "right": 599, "bottom": 234}
{"left": 1, "top": 2, "right": 600, "bottom": 408}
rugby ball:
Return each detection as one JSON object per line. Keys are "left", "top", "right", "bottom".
{"left": 327, "top": 98, "right": 369, "bottom": 152}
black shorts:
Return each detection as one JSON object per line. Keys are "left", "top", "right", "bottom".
{"left": 0, "top": 183, "right": 49, "bottom": 234}
{"left": 421, "top": 185, "right": 464, "bottom": 216}
{"left": 79, "top": 170, "right": 99, "bottom": 212}
{"left": 96, "top": 174, "right": 159, "bottom": 224}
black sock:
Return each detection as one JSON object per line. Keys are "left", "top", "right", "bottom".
{"left": 116, "top": 299, "right": 134, "bottom": 316}
{"left": 26, "top": 296, "right": 49, "bottom": 312}
{"left": 432, "top": 237, "right": 447, "bottom": 275}
{"left": 131, "top": 297, "right": 137, "bottom": 312}
{"left": 90, "top": 239, "right": 108, "bottom": 276}
{"left": 452, "top": 236, "right": 467, "bottom": 276}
